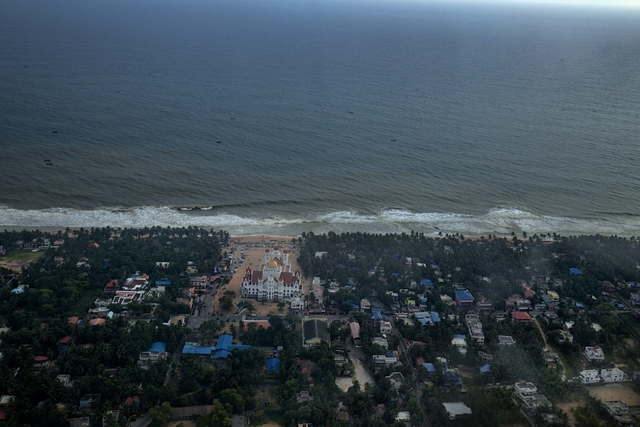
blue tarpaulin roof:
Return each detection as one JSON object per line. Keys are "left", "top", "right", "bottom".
{"left": 11, "top": 288, "right": 24, "bottom": 294}
{"left": 156, "top": 279, "right": 171, "bottom": 285}
{"left": 570, "top": 268, "right": 582, "bottom": 275}
{"left": 215, "top": 334, "right": 233, "bottom": 350}
{"left": 420, "top": 279, "right": 434, "bottom": 286}
{"left": 266, "top": 358, "right": 280, "bottom": 374}
{"left": 455, "top": 290, "right": 474, "bottom": 301}
{"left": 430, "top": 312, "right": 441, "bottom": 322}
{"left": 452, "top": 334, "right": 466, "bottom": 339}
{"left": 149, "top": 342, "right": 166, "bottom": 353}
{"left": 480, "top": 364, "right": 491, "bottom": 373}
{"left": 422, "top": 363, "right": 436, "bottom": 373}
{"left": 182, "top": 334, "right": 250, "bottom": 358}
{"left": 372, "top": 312, "right": 383, "bottom": 320}
{"left": 182, "top": 344, "right": 214, "bottom": 355}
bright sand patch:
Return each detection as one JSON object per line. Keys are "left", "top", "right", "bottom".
{"left": 336, "top": 357, "right": 374, "bottom": 392}
{"left": 0, "top": 249, "right": 43, "bottom": 272}
{"left": 586, "top": 383, "right": 640, "bottom": 406}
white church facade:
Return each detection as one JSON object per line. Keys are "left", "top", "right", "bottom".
{"left": 241, "top": 247, "right": 302, "bottom": 301}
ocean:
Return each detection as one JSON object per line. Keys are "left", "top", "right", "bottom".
{"left": 1, "top": 0, "right": 640, "bottom": 237}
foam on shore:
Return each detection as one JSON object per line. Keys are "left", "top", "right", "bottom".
{"left": 0, "top": 205, "right": 639, "bottom": 237}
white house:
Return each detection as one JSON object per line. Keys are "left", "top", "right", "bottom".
{"left": 380, "top": 321, "right": 393, "bottom": 334}
{"left": 584, "top": 346, "right": 605, "bottom": 362}
{"left": 579, "top": 369, "right": 601, "bottom": 384}
{"left": 601, "top": 368, "right": 627, "bottom": 383}
{"left": 498, "top": 335, "right": 516, "bottom": 345}
{"left": 514, "top": 381, "right": 537, "bottom": 397}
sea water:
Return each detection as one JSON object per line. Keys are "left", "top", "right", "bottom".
{"left": 1, "top": 0, "right": 640, "bottom": 236}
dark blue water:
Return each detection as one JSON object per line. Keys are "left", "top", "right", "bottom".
{"left": 1, "top": 0, "right": 640, "bottom": 236}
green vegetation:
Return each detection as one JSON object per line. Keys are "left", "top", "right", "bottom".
{"left": 0, "top": 228, "right": 639, "bottom": 426}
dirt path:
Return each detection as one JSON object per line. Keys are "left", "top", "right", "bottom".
{"left": 535, "top": 318, "right": 567, "bottom": 381}
{"left": 557, "top": 402, "right": 579, "bottom": 427}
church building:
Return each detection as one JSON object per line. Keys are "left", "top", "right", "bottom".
{"left": 241, "top": 247, "right": 302, "bottom": 301}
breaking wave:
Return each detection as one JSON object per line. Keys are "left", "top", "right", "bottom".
{"left": 0, "top": 206, "right": 639, "bottom": 237}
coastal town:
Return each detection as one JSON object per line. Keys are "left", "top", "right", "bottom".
{"left": 1, "top": 229, "right": 640, "bottom": 427}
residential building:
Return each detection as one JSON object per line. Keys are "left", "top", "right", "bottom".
{"left": 386, "top": 372, "right": 404, "bottom": 390}
{"left": 498, "top": 335, "right": 516, "bottom": 345}
{"left": 543, "top": 352, "right": 559, "bottom": 368}
{"left": 442, "top": 402, "right": 472, "bottom": 419}
{"left": 380, "top": 321, "right": 393, "bottom": 334}
{"left": 444, "top": 369, "right": 463, "bottom": 387}
{"left": 603, "top": 401, "right": 636, "bottom": 426}
{"left": 189, "top": 276, "right": 209, "bottom": 293}
{"left": 138, "top": 342, "right": 168, "bottom": 368}
{"left": 584, "top": 346, "right": 605, "bottom": 362}
{"left": 476, "top": 299, "right": 493, "bottom": 313}
{"left": 520, "top": 395, "right": 552, "bottom": 411}
{"left": 455, "top": 290, "right": 475, "bottom": 308}
{"left": 350, "top": 322, "right": 361, "bottom": 347}
{"left": 558, "top": 330, "right": 573, "bottom": 343}
{"left": 465, "top": 314, "right": 485, "bottom": 344}
{"left": 514, "top": 381, "right": 537, "bottom": 397}
{"left": 478, "top": 351, "right": 493, "bottom": 363}
{"left": 373, "top": 354, "right": 398, "bottom": 365}
{"left": 511, "top": 311, "right": 533, "bottom": 323}
{"left": 601, "top": 368, "right": 627, "bottom": 383}
{"left": 579, "top": 370, "right": 601, "bottom": 384}
{"left": 241, "top": 247, "right": 301, "bottom": 301}
{"left": 103, "top": 279, "right": 120, "bottom": 295}
{"left": 451, "top": 335, "right": 467, "bottom": 355}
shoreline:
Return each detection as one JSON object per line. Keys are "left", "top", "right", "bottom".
{"left": 0, "top": 226, "right": 622, "bottom": 242}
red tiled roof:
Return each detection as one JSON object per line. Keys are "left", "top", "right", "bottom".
{"left": 511, "top": 312, "right": 532, "bottom": 321}
{"left": 105, "top": 279, "right": 119, "bottom": 289}
{"left": 58, "top": 335, "right": 72, "bottom": 345}
{"left": 34, "top": 356, "right": 48, "bottom": 362}
{"left": 124, "top": 396, "right": 140, "bottom": 406}
{"left": 68, "top": 316, "right": 79, "bottom": 325}
{"left": 89, "top": 318, "right": 106, "bottom": 326}
{"left": 0, "top": 409, "right": 7, "bottom": 420}
{"left": 252, "top": 271, "right": 263, "bottom": 282}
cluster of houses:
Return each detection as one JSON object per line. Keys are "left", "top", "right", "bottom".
{"left": 577, "top": 368, "right": 628, "bottom": 384}
{"left": 513, "top": 381, "right": 553, "bottom": 413}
